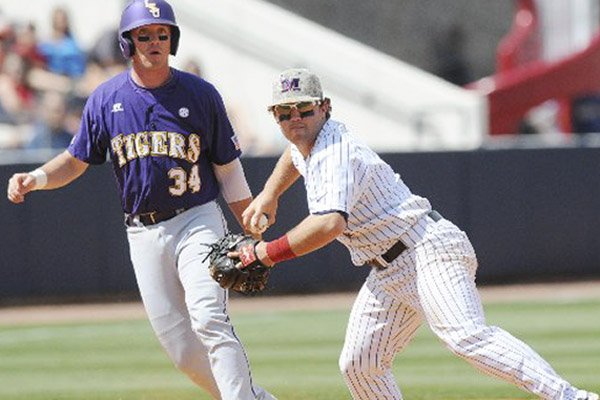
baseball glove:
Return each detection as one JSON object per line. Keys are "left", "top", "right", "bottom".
{"left": 204, "top": 233, "right": 271, "bottom": 294}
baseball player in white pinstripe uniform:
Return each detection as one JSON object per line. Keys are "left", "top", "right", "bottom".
{"left": 241, "top": 68, "right": 598, "bottom": 400}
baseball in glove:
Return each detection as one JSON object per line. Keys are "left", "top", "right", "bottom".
{"left": 204, "top": 233, "right": 271, "bottom": 294}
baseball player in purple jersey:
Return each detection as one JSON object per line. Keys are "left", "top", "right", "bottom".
{"left": 6, "top": 1, "right": 276, "bottom": 399}
{"left": 241, "top": 68, "right": 598, "bottom": 400}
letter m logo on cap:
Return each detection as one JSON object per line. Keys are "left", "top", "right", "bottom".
{"left": 280, "top": 78, "right": 300, "bottom": 93}
{"left": 144, "top": 0, "right": 161, "bottom": 17}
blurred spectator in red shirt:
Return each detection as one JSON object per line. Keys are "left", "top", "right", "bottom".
{"left": 11, "top": 23, "right": 47, "bottom": 69}
{"left": 0, "top": 52, "right": 36, "bottom": 123}
{"left": 0, "top": 8, "right": 12, "bottom": 42}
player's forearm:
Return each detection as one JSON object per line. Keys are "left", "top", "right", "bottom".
{"left": 262, "top": 146, "right": 300, "bottom": 200}
{"left": 38, "top": 150, "right": 89, "bottom": 190}
{"left": 256, "top": 212, "right": 346, "bottom": 265}
{"left": 227, "top": 196, "right": 257, "bottom": 235}
{"left": 213, "top": 158, "right": 257, "bottom": 233}
{"left": 213, "top": 158, "right": 251, "bottom": 203}
{"left": 285, "top": 213, "right": 346, "bottom": 256}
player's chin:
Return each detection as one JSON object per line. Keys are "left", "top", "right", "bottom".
{"left": 287, "top": 128, "right": 309, "bottom": 141}
{"left": 285, "top": 124, "right": 304, "bottom": 133}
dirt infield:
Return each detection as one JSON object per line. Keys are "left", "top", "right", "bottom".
{"left": 1, "top": 280, "right": 599, "bottom": 326}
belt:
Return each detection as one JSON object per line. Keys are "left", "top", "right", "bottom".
{"left": 125, "top": 208, "right": 187, "bottom": 227}
{"left": 367, "top": 210, "right": 442, "bottom": 269}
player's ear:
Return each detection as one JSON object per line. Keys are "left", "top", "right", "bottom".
{"left": 321, "top": 98, "right": 332, "bottom": 118}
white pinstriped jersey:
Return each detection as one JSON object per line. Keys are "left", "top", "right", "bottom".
{"left": 290, "top": 124, "right": 591, "bottom": 400}
{"left": 290, "top": 120, "right": 432, "bottom": 265}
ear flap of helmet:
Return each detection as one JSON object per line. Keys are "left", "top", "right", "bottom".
{"left": 119, "top": 32, "right": 135, "bottom": 58}
{"left": 169, "top": 26, "right": 180, "bottom": 56}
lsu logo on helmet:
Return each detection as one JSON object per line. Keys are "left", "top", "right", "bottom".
{"left": 144, "top": 0, "right": 160, "bottom": 17}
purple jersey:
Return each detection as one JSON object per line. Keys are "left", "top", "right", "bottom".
{"left": 68, "top": 68, "right": 241, "bottom": 215}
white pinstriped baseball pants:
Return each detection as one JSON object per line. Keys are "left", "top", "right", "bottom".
{"left": 126, "top": 201, "right": 275, "bottom": 400}
{"left": 339, "top": 217, "right": 582, "bottom": 400}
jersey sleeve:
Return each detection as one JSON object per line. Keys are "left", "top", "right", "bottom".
{"left": 67, "top": 95, "right": 109, "bottom": 164}
{"left": 206, "top": 85, "right": 242, "bottom": 165}
{"left": 308, "top": 133, "right": 368, "bottom": 216}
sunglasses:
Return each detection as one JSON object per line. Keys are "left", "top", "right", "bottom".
{"left": 273, "top": 101, "right": 318, "bottom": 122}
{"left": 136, "top": 34, "right": 169, "bottom": 42}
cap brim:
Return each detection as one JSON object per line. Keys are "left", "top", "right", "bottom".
{"left": 267, "top": 95, "right": 322, "bottom": 111}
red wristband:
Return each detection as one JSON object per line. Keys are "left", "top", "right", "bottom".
{"left": 266, "top": 235, "right": 297, "bottom": 263}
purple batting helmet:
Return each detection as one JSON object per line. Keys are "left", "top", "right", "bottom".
{"left": 118, "top": 0, "right": 180, "bottom": 59}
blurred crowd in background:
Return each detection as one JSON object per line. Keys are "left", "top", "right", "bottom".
{"left": 0, "top": 6, "right": 122, "bottom": 150}
{"left": 0, "top": 6, "right": 207, "bottom": 152}
{"left": 3, "top": 1, "right": 600, "bottom": 155}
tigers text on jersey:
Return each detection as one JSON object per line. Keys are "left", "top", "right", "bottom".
{"left": 68, "top": 68, "right": 241, "bottom": 215}
{"left": 289, "top": 120, "right": 432, "bottom": 266}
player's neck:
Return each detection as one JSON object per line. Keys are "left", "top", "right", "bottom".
{"left": 294, "top": 131, "right": 320, "bottom": 159}
{"left": 130, "top": 65, "right": 172, "bottom": 89}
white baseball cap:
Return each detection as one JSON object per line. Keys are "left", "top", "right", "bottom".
{"left": 268, "top": 68, "right": 323, "bottom": 110}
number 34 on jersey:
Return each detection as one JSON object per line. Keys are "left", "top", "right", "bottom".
{"left": 111, "top": 130, "right": 203, "bottom": 197}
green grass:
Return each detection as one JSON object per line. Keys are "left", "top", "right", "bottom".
{"left": 0, "top": 299, "right": 599, "bottom": 399}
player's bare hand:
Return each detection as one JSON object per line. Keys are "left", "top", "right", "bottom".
{"left": 7, "top": 173, "right": 36, "bottom": 204}
{"left": 242, "top": 192, "right": 278, "bottom": 232}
